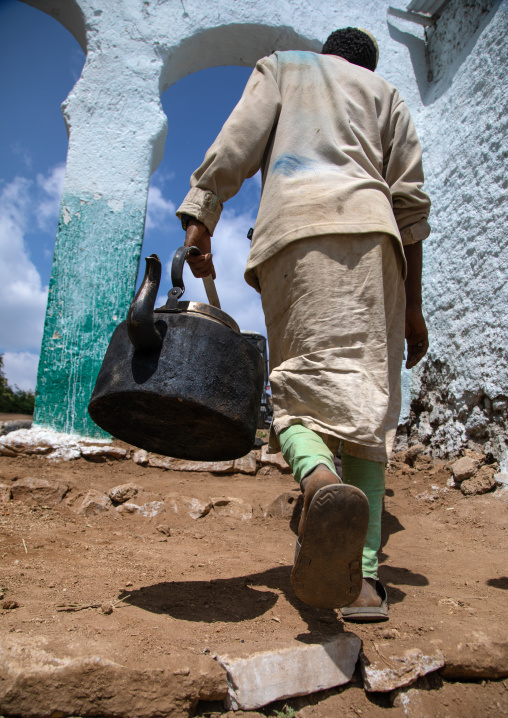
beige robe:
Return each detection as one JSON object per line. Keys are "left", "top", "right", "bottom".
{"left": 176, "top": 51, "right": 431, "bottom": 459}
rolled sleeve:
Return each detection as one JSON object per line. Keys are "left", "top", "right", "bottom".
{"left": 176, "top": 188, "right": 223, "bottom": 235}
{"left": 400, "top": 217, "right": 431, "bottom": 246}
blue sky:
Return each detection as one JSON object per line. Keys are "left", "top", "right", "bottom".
{"left": 0, "top": 0, "right": 264, "bottom": 391}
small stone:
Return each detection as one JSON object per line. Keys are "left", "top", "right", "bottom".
{"left": 80, "top": 445, "right": 127, "bottom": 461}
{"left": 263, "top": 491, "right": 301, "bottom": 519}
{"left": 165, "top": 493, "right": 213, "bottom": 519}
{"left": 260, "top": 446, "right": 290, "bottom": 471}
{"left": 217, "top": 634, "right": 360, "bottom": 710}
{"left": 0, "top": 484, "right": 12, "bottom": 502}
{"left": 108, "top": 483, "right": 144, "bottom": 504}
{"left": 2, "top": 600, "right": 19, "bottom": 610}
{"left": 156, "top": 524, "right": 171, "bottom": 536}
{"left": 77, "top": 490, "right": 112, "bottom": 516}
{"left": 116, "top": 500, "right": 165, "bottom": 518}
{"left": 378, "top": 628, "right": 400, "bottom": 640}
{"left": 463, "top": 448, "right": 486, "bottom": 462}
{"left": 132, "top": 449, "right": 149, "bottom": 465}
{"left": 233, "top": 451, "right": 258, "bottom": 475}
{"left": 450, "top": 456, "right": 479, "bottom": 482}
{"left": 10, "top": 477, "right": 68, "bottom": 506}
{"left": 460, "top": 465, "right": 496, "bottom": 496}
{"left": 101, "top": 603, "right": 113, "bottom": 615}
{"left": 405, "top": 444, "right": 426, "bottom": 465}
{"left": 212, "top": 497, "right": 253, "bottom": 520}
{"left": 360, "top": 642, "right": 444, "bottom": 692}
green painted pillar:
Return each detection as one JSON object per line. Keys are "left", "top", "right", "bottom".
{"left": 34, "top": 195, "right": 146, "bottom": 437}
{"left": 32, "top": 39, "right": 167, "bottom": 437}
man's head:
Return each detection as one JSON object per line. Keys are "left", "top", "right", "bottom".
{"left": 322, "top": 28, "right": 379, "bottom": 71}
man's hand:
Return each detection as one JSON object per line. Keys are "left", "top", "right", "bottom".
{"left": 405, "top": 304, "right": 428, "bottom": 369}
{"left": 183, "top": 219, "right": 215, "bottom": 279}
{"left": 403, "top": 240, "right": 428, "bottom": 369}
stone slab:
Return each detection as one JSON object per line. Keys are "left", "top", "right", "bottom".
{"left": 360, "top": 641, "right": 444, "bottom": 692}
{"left": 10, "top": 477, "right": 69, "bottom": 506}
{"left": 233, "top": 451, "right": 258, "bottom": 475}
{"left": 216, "top": 634, "right": 361, "bottom": 710}
{"left": 438, "top": 631, "right": 508, "bottom": 680}
{"left": 0, "top": 635, "right": 227, "bottom": 718}
{"left": 260, "top": 446, "right": 290, "bottom": 471}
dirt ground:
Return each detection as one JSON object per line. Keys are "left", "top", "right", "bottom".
{"left": 1, "top": 435, "right": 508, "bottom": 717}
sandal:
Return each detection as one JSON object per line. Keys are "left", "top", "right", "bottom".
{"left": 291, "top": 483, "right": 369, "bottom": 609}
{"left": 341, "top": 580, "right": 388, "bottom": 622}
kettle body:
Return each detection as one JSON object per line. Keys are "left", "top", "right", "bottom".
{"left": 88, "top": 249, "right": 265, "bottom": 461}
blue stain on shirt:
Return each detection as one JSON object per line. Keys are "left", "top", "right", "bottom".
{"left": 272, "top": 154, "right": 313, "bottom": 176}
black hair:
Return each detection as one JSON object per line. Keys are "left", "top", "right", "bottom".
{"left": 322, "top": 28, "right": 377, "bottom": 72}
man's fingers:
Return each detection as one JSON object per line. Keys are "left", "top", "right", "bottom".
{"left": 405, "top": 337, "right": 429, "bottom": 369}
{"left": 186, "top": 253, "right": 216, "bottom": 279}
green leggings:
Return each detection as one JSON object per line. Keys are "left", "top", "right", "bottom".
{"left": 279, "top": 424, "right": 385, "bottom": 579}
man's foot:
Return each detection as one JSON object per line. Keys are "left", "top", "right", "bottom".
{"left": 341, "top": 579, "right": 389, "bottom": 622}
{"left": 291, "top": 466, "right": 369, "bottom": 609}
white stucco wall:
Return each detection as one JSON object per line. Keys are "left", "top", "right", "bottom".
{"left": 409, "top": 0, "right": 508, "bottom": 467}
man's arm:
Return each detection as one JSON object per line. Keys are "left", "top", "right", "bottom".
{"left": 177, "top": 55, "right": 282, "bottom": 278}
{"left": 404, "top": 241, "right": 428, "bottom": 369}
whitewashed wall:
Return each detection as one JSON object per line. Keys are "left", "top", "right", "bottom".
{"left": 408, "top": 0, "right": 508, "bottom": 468}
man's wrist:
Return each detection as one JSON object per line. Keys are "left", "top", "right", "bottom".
{"left": 180, "top": 213, "right": 196, "bottom": 231}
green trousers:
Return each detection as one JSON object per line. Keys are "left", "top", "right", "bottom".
{"left": 279, "top": 424, "right": 385, "bottom": 579}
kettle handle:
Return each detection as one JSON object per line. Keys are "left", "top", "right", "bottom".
{"left": 170, "top": 245, "right": 201, "bottom": 297}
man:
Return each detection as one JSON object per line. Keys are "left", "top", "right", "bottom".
{"left": 176, "top": 28, "right": 430, "bottom": 621}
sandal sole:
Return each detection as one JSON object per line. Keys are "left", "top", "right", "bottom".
{"left": 291, "top": 484, "right": 369, "bottom": 609}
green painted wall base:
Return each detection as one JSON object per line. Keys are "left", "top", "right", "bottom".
{"left": 34, "top": 195, "right": 145, "bottom": 437}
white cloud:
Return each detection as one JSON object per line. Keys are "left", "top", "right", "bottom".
{"left": 2, "top": 351, "right": 39, "bottom": 391}
{"left": 164, "top": 208, "right": 266, "bottom": 337}
{"left": 0, "top": 177, "right": 48, "bottom": 353}
{"left": 36, "top": 164, "right": 65, "bottom": 232}
{"left": 145, "top": 183, "right": 176, "bottom": 230}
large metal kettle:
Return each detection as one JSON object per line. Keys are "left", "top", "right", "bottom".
{"left": 88, "top": 247, "right": 264, "bottom": 461}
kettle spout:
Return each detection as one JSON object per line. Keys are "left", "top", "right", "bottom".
{"left": 127, "top": 254, "right": 163, "bottom": 352}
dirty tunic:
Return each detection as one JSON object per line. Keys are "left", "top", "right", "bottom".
{"left": 176, "top": 50, "right": 431, "bottom": 287}
{"left": 176, "top": 51, "right": 430, "bottom": 459}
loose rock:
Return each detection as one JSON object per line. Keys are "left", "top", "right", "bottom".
{"left": 217, "top": 634, "right": 360, "bottom": 710}
{"left": 165, "top": 493, "right": 213, "bottom": 519}
{"left": 101, "top": 603, "right": 113, "bottom": 615}
{"left": 2, "top": 600, "right": 19, "bottom": 610}
{"left": 132, "top": 449, "right": 149, "bottom": 465}
{"left": 77, "top": 490, "right": 112, "bottom": 516}
{"left": 405, "top": 444, "right": 426, "bottom": 465}
{"left": 156, "top": 524, "right": 171, "bottom": 536}
{"left": 108, "top": 483, "right": 144, "bottom": 504}
{"left": 439, "top": 631, "right": 508, "bottom": 679}
{"left": 451, "top": 456, "right": 479, "bottom": 482}
{"left": 212, "top": 497, "right": 253, "bottom": 520}
{"left": 149, "top": 455, "right": 235, "bottom": 473}
{"left": 117, "top": 501, "right": 165, "bottom": 518}
{"left": 10, "top": 477, "right": 68, "bottom": 506}
{"left": 360, "top": 642, "right": 444, "bottom": 692}
{"left": 460, "top": 465, "right": 496, "bottom": 496}
{"left": 263, "top": 491, "right": 301, "bottom": 519}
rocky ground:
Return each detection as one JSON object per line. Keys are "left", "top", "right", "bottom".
{"left": 0, "top": 417, "right": 507, "bottom": 717}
